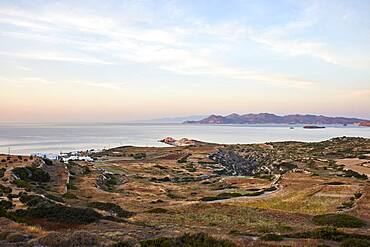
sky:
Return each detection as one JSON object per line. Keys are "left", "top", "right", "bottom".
{"left": 0, "top": 0, "right": 370, "bottom": 122}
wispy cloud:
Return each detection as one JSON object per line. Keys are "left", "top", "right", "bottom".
{"left": 0, "top": 75, "right": 125, "bottom": 90}
{"left": 0, "top": 1, "right": 368, "bottom": 90}
{"left": 0, "top": 4, "right": 320, "bottom": 88}
{"left": 0, "top": 51, "right": 113, "bottom": 65}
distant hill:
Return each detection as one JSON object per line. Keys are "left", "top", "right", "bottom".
{"left": 137, "top": 115, "right": 207, "bottom": 123}
{"left": 184, "top": 113, "right": 368, "bottom": 125}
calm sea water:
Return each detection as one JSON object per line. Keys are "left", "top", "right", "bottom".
{"left": 0, "top": 123, "right": 369, "bottom": 155}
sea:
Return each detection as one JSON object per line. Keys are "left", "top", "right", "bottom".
{"left": 0, "top": 123, "right": 369, "bottom": 155}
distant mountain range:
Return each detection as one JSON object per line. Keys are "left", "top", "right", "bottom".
{"left": 184, "top": 113, "right": 368, "bottom": 125}
{"left": 137, "top": 115, "right": 207, "bottom": 123}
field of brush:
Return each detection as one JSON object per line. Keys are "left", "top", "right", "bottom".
{"left": 0, "top": 137, "right": 369, "bottom": 246}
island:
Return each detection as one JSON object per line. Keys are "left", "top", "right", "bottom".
{"left": 303, "top": 125, "right": 326, "bottom": 129}
{"left": 184, "top": 113, "right": 368, "bottom": 125}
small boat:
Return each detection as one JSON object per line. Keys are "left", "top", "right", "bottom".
{"left": 289, "top": 127, "right": 294, "bottom": 129}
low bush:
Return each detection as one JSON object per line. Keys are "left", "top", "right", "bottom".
{"left": 0, "top": 200, "right": 14, "bottom": 210}
{"left": 341, "top": 201, "right": 355, "bottom": 209}
{"left": 260, "top": 233, "right": 283, "bottom": 241}
{"left": 285, "top": 227, "right": 370, "bottom": 242}
{"left": 342, "top": 170, "right": 367, "bottom": 180}
{"left": 62, "top": 192, "right": 78, "bottom": 199}
{"left": 133, "top": 153, "right": 146, "bottom": 160}
{"left": 37, "top": 232, "right": 67, "bottom": 247}
{"left": 177, "top": 154, "right": 191, "bottom": 163}
{"left": 5, "top": 232, "right": 29, "bottom": 243}
{"left": 340, "top": 238, "right": 370, "bottom": 247}
{"left": 88, "top": 201, "right": 134, "bottom": 218}
{"left": 68, "top": 231, "right": 99, "bottom": 246}
{"left": 19, "top": 193, "right": 46, "bottom": 207}
{"left": 325, "top": 181, "right": 346, "bottom": 185}
{"left": 6, "top": 194, "right": 18, "bottom": 200}
{"left": 0, "top": 168, "right": 5, "bottom": 178}
{"left": 354, "top": 192, "right": 363, "bottom": 199}
{"left": 200, "top": 190, "right": 266, "bottom": 201}
{"left": 12, "top": 179, "right": 31, "bottom": 189}
{"left": 16, "top": 202, "right": 102, "bottom": 224}
{"left": 146, "top": 208, "right": 170, "bottom": 214}
{"left": 45, "top": 193, "right": 65, "bottom": 203}
{"left": 140, "top": 233, "right": 236, "bottom": 247}
{"left": 228, "top": 229, "right": 254, "bottom": 236}
{"left": 263, "top": 186, "right": 277, "bottom": 192}
{"left": 42, "top": 158, "right": 53, "bottom": 166}
{"left": 67, "top": 183, "right": 77, "bottom": 190}
{"left": 12, "top": 166, "right": 50, "bottom": 182}
{"left": 313, "top": 214, "right": 366, "bottom": 228}
{"left": 0, "top": 184, "right": 12, "bottom": 194}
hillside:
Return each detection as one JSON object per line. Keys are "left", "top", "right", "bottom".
{"left": 184, "top": 113, "right": 367, "bottom": 125}
{"left": 0, "top": 137, "right": 369, "bottom": 246}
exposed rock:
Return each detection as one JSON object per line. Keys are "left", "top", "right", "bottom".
{"left": 96, "top": 171, "right": 126, "bottom": 191}
{"left": 359, "top": 121, "right": 370, "bottom": 127}
{"left": 208, "top": 149, "right": 297, "bottom": 176}
{"left": 151, "top": 174, "right": 214, "bottom": 183}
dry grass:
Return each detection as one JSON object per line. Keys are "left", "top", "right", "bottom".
{"left": 132, "top": 203, "right": 314, "bottom": 235}
{"left": 237, "top": 173, "right": 361, "bottom": 214}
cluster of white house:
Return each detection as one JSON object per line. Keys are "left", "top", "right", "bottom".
{"left": 31, "top": 152, "right": 94, "bottom": 163}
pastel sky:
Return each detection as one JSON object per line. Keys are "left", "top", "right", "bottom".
{"left": 1, "top": 0, "right": 370, "bottom": 122}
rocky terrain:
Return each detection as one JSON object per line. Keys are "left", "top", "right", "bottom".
{"left": 0, "top": 137, "right": 369, "bottom": 246}
{"left": 159, "top": 137, "right": 215, "bottom": 147}
{"left": 359, "top": 121, "right": 370, "bottom": 127}
{"left": 185, "top": 113, "right": 368, "bottom": 125}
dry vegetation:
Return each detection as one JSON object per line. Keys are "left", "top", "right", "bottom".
{"left": 0, "top": 137, "right": 369, "bottom": 246}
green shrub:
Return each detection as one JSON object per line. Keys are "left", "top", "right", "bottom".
{"left": 12, "top": 179, "right": 31, "bottom": 189}
{"left": 45, "top": 194, "right": 65, "bottom": 203}
{"left": 177, "top": 154, "right": 191, "bottom": 163}
{"left": 0, "top": 200, "right": 14, "bottom": 210}
{"left": 19, "top": 193, "right": 46, "bottom": 207}
{"left": 133, "top": 153, "right": 146, "bottom": 160}
{"left": 140, "top": 233, "right": 236, "bottom": 247}
{"left": 325, "top": 181, "right": 346, "bottom": 185}
{"left": 42, "top": 158, "right": 53, "bottom": 166}
{"left": 36, "top": 232, "right": 67, "bottom": 247}
{"left": 5, "top": 232, "right": 28, "bottom": 243}
{"left": 0, "top": 184, "right": 12, "bottom": 194}
{"left": 260, "top": 233, "right": 283, "bottom": 241}
{"left": 12, "top": 166, "right": 50, "bottom": 182}
{"left": 16, "top": 202, "right": 101, "bottom": 224}
{"left": 0, "top": 168, "right": 5, "bottom": 178}
{"left": 340, "top": 200, "right": 354, "bottom": 209}
{"left": 146, "top": 208, "right": 170, "bottom": 214}
{"left": 7, "top": 194, "right": 18, "bottom": 200}
{"left": 88, "top": 201, "right": 134, "bottom": 218}
{"left": 287, "top": 227, "right": 343, "bottom": 241}
{"left": 313, "top": 214, "right": 366, "bottom": 228}
{"left": 342, "top": 170, "right": 367, "bottom": 180}
{"left": 67, "top": 183, "right": 77, "bottom": 190}
{"left": 263, "top": 186, "right": 277, "bottom": 192}
{"left": 354, "top": 192, "right": 363, "bottom": 199}
{"left": 62, "top": 193, "right": 78, "bottom": 199}
{"left": 340, "top": 238, "right": 370, "bottom": 247}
